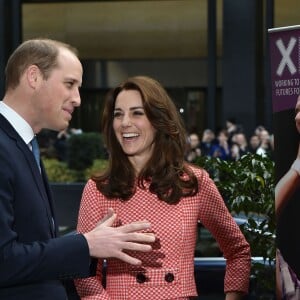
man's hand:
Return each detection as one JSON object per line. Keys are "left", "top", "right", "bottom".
{"left": 83, "top": 208, "right": 155, "bottom": 265}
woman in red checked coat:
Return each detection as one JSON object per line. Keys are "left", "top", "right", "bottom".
{"left": 74, "top": 76, "right": 251, "bottom": 300}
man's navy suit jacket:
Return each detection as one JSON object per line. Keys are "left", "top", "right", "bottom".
{"left": 0, "top": 115, "right": 91, "bottom": 299}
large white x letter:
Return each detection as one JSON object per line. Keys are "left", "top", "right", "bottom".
{"left": 276, "top": 37, "right": 297, "bottom": 76}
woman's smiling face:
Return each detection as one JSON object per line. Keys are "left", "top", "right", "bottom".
{"left": 113, "top": 89, "right": 156, "bottom": 168}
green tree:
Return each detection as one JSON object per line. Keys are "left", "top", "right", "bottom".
{"left": 195, "top": 153, "right": 275, "bottom": 295}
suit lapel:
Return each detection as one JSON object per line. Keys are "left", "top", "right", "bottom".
{"left": 0, "top": 115, "right": 56, "bottom": 237}
{"left": 41, "top": 162, "right": 59, "bottom": 236}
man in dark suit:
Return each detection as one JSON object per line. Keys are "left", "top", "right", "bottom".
{"left": 0, "top": 38, "right": 155, "bottom": 300}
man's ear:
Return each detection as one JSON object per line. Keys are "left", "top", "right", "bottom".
{"left": 26, "top": 65, "right": 41, "bottom": 89}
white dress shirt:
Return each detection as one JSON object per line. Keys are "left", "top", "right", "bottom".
{"left": 0, "top": 101, "right": 35, "bottom": 147}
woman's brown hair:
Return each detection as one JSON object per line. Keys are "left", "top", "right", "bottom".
{"left": 93, "top": 76, "right": 198, "bottom": 204}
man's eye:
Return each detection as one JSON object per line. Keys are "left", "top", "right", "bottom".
{"left": 66, "top": 82, "right": 74, "bottom": 88}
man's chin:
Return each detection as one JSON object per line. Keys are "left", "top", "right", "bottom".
{"left": 55, "top": 122, "right": 69, "bottom": 132}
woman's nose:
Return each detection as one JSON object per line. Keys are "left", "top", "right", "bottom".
{"left": 121, "top": 114, "right": 131, "bottom": 126}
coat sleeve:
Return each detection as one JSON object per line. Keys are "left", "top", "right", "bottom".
{"left": 0, "top": 233, "right": 91, "bottom": 287}
{"left": 0, "top": 142, "right": 91, "bottom": 287}
{"left": 74, "top": 180, "right": 111, "bottom": 299}
{"left": 196, "top": 169, "right": 251, "bottom": 294}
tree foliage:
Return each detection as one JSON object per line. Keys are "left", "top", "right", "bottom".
{"left": 195, "top": 153, "right": 275, "bottom": 294}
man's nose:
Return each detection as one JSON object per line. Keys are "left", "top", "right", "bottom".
{"left": 72, "top": 88, "right": 81, "bottom": 107}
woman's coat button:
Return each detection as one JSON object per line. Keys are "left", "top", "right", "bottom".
{"left": 136, "top": 272, "right": 147, "bottom": 283}
{"left": 164, "top": 272, "right": 175, "bottom": 282}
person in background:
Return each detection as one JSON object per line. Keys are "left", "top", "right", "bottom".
{"left": 232, "top": 132, "right": 250, "bottom": 157}
{"left": 75, "top": 75, "right": 251, "bottom": 300}
{"left": 55, "top": 127, "right": 71, "bottom": 161}
{"left": 210, "top": 129, "right": 231, "bottom": 160}
{"left": 229, "top": 142, "right": 242, "bottom": 161}
{"left": 254, "top": 125, "right": 266, "bottom": 138}
{"left": 248, "top": 134, "right": 261, "bottom": 154}
{"left": 185, "top": 132, "right": 202, "bottom": 163}
{"left": 200, "top": 128, "right": 216, "bottom": 156}
{"left": 0, "top": 39, "right": 155, "bottom": 300}
{"left": 256, "top": 128, "right": 273, "bottom": 157}
{"left": 225, "top": 117, "right": 243, "bottom": 145}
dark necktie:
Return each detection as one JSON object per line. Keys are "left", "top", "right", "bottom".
{"left": 31, "top": 136, "right": 55, "bottom": 232}
{"left": 31, "top": 136, "right": 41, "bottom": 171}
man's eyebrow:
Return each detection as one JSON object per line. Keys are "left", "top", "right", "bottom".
{"left": 64, "top": 79, "right": 82, "bottom": 88}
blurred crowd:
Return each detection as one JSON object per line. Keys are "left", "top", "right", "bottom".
{"left": 185, "top": 118, "right": 274, "bottom": 163}
{"left": 39, "top": 118, "right": 273, "bottom": 165}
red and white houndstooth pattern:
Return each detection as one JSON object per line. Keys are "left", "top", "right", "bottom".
{"left": 75, "top": 166, "right": 251, "bottom": 299}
